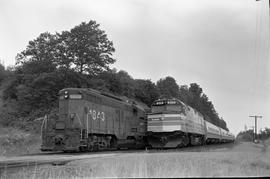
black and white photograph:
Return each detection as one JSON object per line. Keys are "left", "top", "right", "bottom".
{"left": 0, "top": 0, "right": 270, "bottom": 178}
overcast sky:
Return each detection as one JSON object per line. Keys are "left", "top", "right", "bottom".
{"left": 0, "top": 0, "right": 270, "bottom": 135}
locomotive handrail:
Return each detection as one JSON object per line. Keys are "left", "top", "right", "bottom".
{"left": 75, "top": 113, "right": 83, "bottom": 127}
{"left": 40, "top": 115, "right": 48, "bottom": 140}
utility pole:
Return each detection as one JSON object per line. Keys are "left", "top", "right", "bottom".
{"left": 249, "top": 115, "right": 262, "bottom": 142}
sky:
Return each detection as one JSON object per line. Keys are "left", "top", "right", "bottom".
{"left": 0, "top": 0, "right": 269, "bottom": 135}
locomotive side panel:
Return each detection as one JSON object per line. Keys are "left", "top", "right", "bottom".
{"left": 125, "top": 106, "right": 147, "bottom": 139}
{"left": 220, "top": 128, "right": 228, "bottom": 142}
{"left": 82, "top": 93, "right": 101, "bottom": 134}
{"left": 119, "top": 109, "right": 125, "bottom": 138}
{"left": 184, "top": 107, "right": 205, "bottom": 135}
{"left": 84, "top": 92, "right": 147, "bottom": 140}
{"left": 205, "top": 120, "right": 221, "bottom": 141}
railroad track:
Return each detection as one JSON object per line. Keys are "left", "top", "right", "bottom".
{"left": 0, "top": 153, "right": 120, "bottom": 170}
{"left": 0, "top": 142, "right": 236, "bottom": 171}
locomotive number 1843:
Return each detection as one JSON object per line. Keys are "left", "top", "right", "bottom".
{"left": 88, "top": 109, "right": 105, "bottom": 121}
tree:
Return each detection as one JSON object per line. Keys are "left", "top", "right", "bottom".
{"left": 179, "top": 85, "right": 192, "bottom": 104}
{"left": 156, "top": 76, "right": 180, "bottom": 98}
{"left": 115, "top": 70, "right": 136, "bottom": 97}
{"left": 237, "top": 129, "right": 254, "bottom": 141}
{"left": 134, "top": 79, "right": 160, "bottom": 107}
{"left": 258, "top": 127, "right": 270, "bottom": 140}
{"left": 15, "top": 32, "right": 58, "bottom": 74}
{"left": 0, "top": 62, "right": 5, "bottom": 84}
{"left": 99, "top": 70, "right": 136, "bottom": 96}
{"left": 97, "top": 69, "right": 122, "bottom": 93}
{"left": 68, "top": 21, "right": 115, "bottom": 75}
{"left": 15, "top": 20, "right": 116, "bottom": 76}
{"left": 188, "top": 83, "right": 203, "bottom": 111}
{"left": 53, "top": 31, "right": 74, "bottom": 71}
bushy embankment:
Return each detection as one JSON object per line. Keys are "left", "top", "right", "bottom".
{"left": 0, "top": 126, "right": 41, "bottom": 156}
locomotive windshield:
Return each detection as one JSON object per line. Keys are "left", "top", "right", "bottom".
{"left": 152, "top": 99, "right": 180, "bottom": 106}
{"left": 151, "top": 99, "right": 185, "bottom": 113}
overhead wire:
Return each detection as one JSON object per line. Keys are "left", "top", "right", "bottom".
{"left": 248, "top": 0, "right": 270, "bottom": 131}
{"left": 249, "top": 0, "right": 269, "bottom": 113}
{"left": 256, "top": 0, "right": 269, "bottom": 103}
{"left": 249, "top": 0, "right": 261, "bottom": 112}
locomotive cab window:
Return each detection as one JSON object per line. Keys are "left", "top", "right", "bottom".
{"left": 152, "top": 99, "right": 180, "bottom": 106}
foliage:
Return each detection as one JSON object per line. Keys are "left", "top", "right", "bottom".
{"left": 237, "top": 129, "right": 254, "bottom": 142}
{"left": 258, "top": 128, "right": 270, "bottom": 140}
{"left": 0, "top": 126, "right": 41, "bottom": 156}
{"left": 237, "top": 128, "right": 270, "bottom": 141}
{"left": 0, "top": 20, "right": 229, "bottom": 132}
{"left": 15, "top": 21, "right": 115, "bottom": 76}
{"left": 156, "top": 76, "right": 180, "bottom": 98}
{"left": 0, "top": 62, "right": 5, "bottom": 84}
{"left": 15, "top": 32, "right": 58, "bottom": 74}
{"left": 134, "top": 79, "right": 160, "bottom": 107}
{"left": 68, "top": 21, "right": 115, "bottom": 75}
{"left": 0, "top": 62, "right": 13, "bottom": 85}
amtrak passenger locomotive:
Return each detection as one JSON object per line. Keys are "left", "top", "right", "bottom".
{"left": 146, "top": 98, "right": 235, "bottom": 148}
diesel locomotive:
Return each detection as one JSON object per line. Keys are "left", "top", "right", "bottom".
{"left": 41, "top": 88, "right": 149, "bottom": 152}
{"left": 146, "top": 98, "right": 235, "bottom": 148}
{"left": 41, "top": 88, "right": 235, "bottom": 152}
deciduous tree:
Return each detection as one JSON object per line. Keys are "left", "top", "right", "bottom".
{"left": 156, "top": 76, "right": 180, "bottom": 99}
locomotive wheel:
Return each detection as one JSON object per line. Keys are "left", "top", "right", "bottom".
{"left": 110, "top": 137, "right": 117, "bottom": 149}
{"left": 88, "top": 145, "right": 94, "bottom": 151}
{"left": 185, "top": 136, "right": 191, "bottom": 147}
{"left": 79, "top": 146, "right": 87, "bottom": 152}
{"left": 93, "top": 144, "right": 99, "bottom": 151}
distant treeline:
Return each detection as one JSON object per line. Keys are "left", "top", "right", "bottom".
{"left": 0, "top": 20, "right": 228, "bottom": 131}
{"left": 237, "top": 128, "right": 270, "bottom": 141}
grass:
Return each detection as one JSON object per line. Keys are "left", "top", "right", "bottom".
{"left": 1, "top": 140, "right": 270, "bottom": 178}
{"left": 0, "top": 126, "right": 41, "bottom": 156}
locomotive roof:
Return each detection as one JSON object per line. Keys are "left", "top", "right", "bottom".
{"left": 59, "top": 88, "right": 150, "bottom": 111}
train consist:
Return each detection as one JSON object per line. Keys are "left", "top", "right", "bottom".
{"left": 146, "top": 98, "right": 235, "bottom": 148}
{"left": 41, "top": 88, "right": 235, "bottom": 152}
{"left": 41, "top": 88, "right": 148, "bottom": 152}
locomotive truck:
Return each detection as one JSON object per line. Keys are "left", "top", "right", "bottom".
{"left": 146, "top": 98, "right": 235, "bottom": 148}
{"left": 41, "top": 88, "right": 149, "bottom": 152}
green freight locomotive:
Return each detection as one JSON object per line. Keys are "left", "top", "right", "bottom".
{"left": 41, "top": 88, "right": 148, "bottom": 152}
